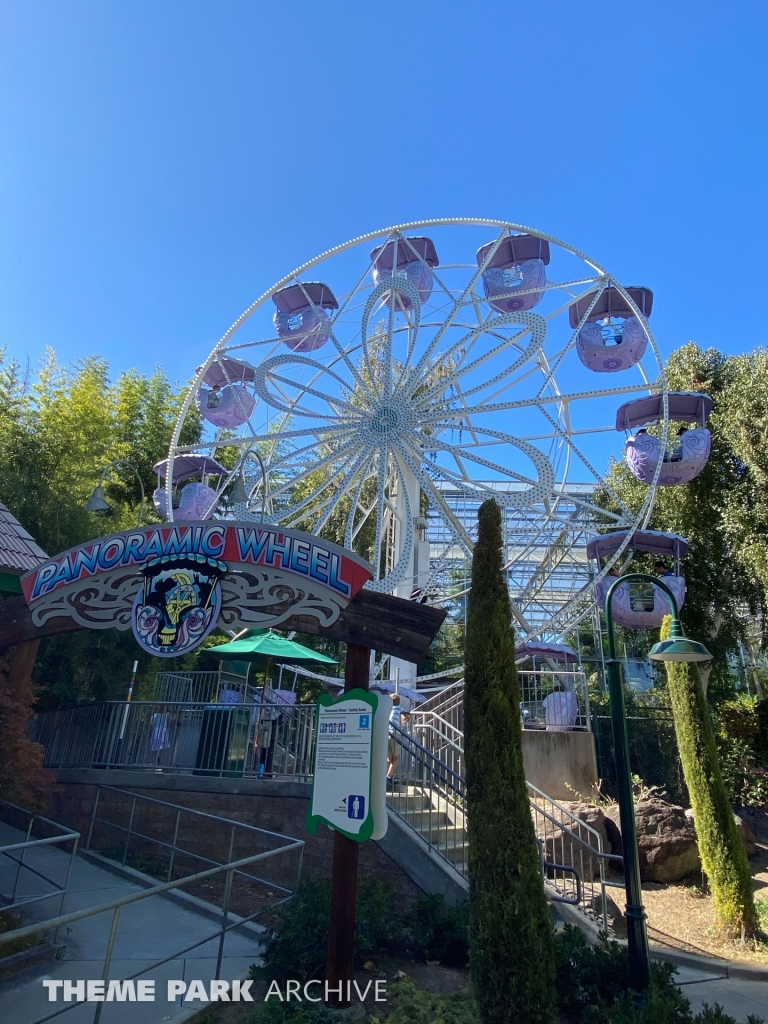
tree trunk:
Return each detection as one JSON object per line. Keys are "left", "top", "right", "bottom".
{"left": 661, "top": 616, "right": 757, "bottom": 937}
{"left": 465, "top": 499, "right": 556, "bottom": 1024}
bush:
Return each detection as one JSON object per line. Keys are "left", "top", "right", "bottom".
{"left": 382, "top": 978, "right": 478, "bottom": 1023}
{"left": 256, "top": 877, "right": 470, "bottom": 984}
{"left": 404, "top": 894, "right": 469, "bottom": 968}
{"left": 0, "top": 910, "right": 42, "bottom": 959}
{"left": 256, "top": 877, "right": 404, "bottom": 983}
{"left": 554, "top": 925, "right": 763, "bottom": 1023}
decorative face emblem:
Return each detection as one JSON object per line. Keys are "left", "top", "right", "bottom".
{"left": 132, "top": 554, "right": 227, "bottom": 657}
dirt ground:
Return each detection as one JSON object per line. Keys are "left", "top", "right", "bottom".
{"left": 609, "top": 806, "right": 768, "bottom": 964}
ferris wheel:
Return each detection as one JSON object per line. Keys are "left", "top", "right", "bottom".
{"left": 163, "top": 219, "right": 669, "bottom": 644}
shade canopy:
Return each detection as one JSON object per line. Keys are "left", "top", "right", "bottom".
{"left": 203, "top": 629, "right": 338, "bottom": 665}
{"left": 568, "top": 285, "right": 653, "bottom": 328}
{"left": 477, "top": 234, "right": 551, "bottom": 269}
{"left": 515, "top": 641, "right": 579, "bottom": 664}
{"left": 198, "top": 357, "right": 258, "bottom": 389}
{"left": 153, "top": 454, "right": 228, "bottom": 484}
{"left": 272, "top": 282, "right": 339, "bottom": 313}
{"left": 586, "top": 530, "right": 689, "bottom": 561}
{"left": 615, "top": 392, "right": 713, "bottom": 431}
{"left": 371, "top": 236, "right": 439, "bottom": 270}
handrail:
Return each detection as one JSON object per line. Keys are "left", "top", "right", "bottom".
{"left": 0, "top": 800, "right": 80, "bottom": 917}
{"left": 0, "top": 793, "right": 305, "bottom": 1024}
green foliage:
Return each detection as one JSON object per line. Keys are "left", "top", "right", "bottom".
{"left": 554, "top": 925, "right": 763, "bottom": 1023}
{"left": 0, "top": 910, "right": 43, "bottom": 958}
{"left": 464, "top": 499, "right": 556, "bottom": 1024}
{"left": 225, "top": 1002, "right": 344, "bottom": 1024}
{"left": 382, "top": 978, "right": 479, "bottom": 1024}
{"left": 593, "top": 344, "right": 768, "bottom": 699}
{"left": 660, "top": 616, "right": 758, "bottom": 937}
{"left": 255, "top": 879, "right": 470, "bottom": 986}
{"left": 255, "top": 877, "right": 404, "bottom": 984}
{"left": 403, "top": 894, "right": 469, "bottom": 968}
{"left": 0, "top": 346, "right": 200, "bottom": 705}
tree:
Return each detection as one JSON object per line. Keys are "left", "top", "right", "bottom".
{"left": 0, "top": 347, "right": 201, "bottom": 705}
{"left": 659, "top": 616, "right": 757, "bottom": 938}
{"left": 595, "top": 343, "right": 767, "bottom": 696}
{"left": 464, "top": 499, "right": 556, "bottom": 1024}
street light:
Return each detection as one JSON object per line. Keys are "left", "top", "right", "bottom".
{"left": 603, "top": 572, "right": 711, "bottom": 998}
{"left": 229, "top": 449, "right": 268, "bottom": 521}
{"left": 85, "top": 460, "right": 146, "bottom": 527}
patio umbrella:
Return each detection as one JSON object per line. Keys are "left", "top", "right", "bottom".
{"left": 204, "top": 629, "right": 338, "bottom": 665}
{"left": 203, "top": 630, "right": 338, "bottom": 762}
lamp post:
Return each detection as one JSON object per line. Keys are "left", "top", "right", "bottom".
{"left": 604, "top": 572, "right": 711, "bottom": 998}
{"left": 85, "top": 460, "right": 146, "bottom": 526}
{"left": 229, "top": 449, "right": 268, "bottom": 521}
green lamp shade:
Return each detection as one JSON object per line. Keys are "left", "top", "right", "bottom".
{"left": 229, "top": 474, "right": 248, "bottom": 504}
{"left": 84, "top": 484, "right": 110, "bottom": 513}
{"left": 649, "top": 638, "right": 712, "bottom": 663}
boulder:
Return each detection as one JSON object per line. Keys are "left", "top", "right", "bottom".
{"left": 684, "top": 807, "right": 758, "bottom": 859}
{"left": 590, "top": 892, "right": 626, "bottom": 938}
{"left": 605, "top": 799, "right": 700, "bottom": 883}
{"left": 535, "top": 802, "right": 609, "bottom": 880}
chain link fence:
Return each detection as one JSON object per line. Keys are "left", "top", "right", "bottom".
{"left": 592, "top": 706, "right": 689, "bottom": 807}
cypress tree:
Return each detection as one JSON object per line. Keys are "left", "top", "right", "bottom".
{"left": 660, "top": 615, "right": 757, "bottom": 937}
{"left": 465, "top": 499, "right": 556, "bottom": 1024}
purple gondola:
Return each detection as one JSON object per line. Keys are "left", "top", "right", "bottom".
{"left": 477, "top": 235, "right": 550, "bottom": 314}
{"left": 273, "top": 282, "right": 339, "bottom": 353}
{"left": 371, "top": 236, "right": 439, "bottom": 311}
{"left": 587, "top": 530, "right": 687, "bottom": 629}
{"left": 514, "top": 641, "right": 579, "bottom": 664}
{"left": 152, "top": 455, "right": 227, "bottom": 521}
{"left": 569, "top": 286, "right": 652, "bottom": 373}
{"left": 195, "top": 357, "right": 257, "bottom": 428}
{"left": 617, "top": 392, "right": 713, "bottom": 486}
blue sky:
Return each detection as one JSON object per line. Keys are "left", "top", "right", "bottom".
{"left": 1, "top": 1, "right": 767, "bottom": 385}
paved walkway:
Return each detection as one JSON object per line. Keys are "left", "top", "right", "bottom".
{"left": 0, "top": 822, "right": 264, "bottom": 1024}
{"left": 671, "top": 965, "right": 768, "bottom": 1021}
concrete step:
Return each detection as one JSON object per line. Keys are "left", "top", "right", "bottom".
{"left": 387, "top": 808, "right": 450, "bottom": 829}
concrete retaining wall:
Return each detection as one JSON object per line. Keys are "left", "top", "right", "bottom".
{"left": 49, "top": 769, "right": 426, "bottom": 903}
{"left": 522, "top": 730, "right": 598, "bottom": 801}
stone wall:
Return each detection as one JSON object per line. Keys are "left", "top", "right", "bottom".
{"left": 49, "top": 769, "right": 424, "bottom": 903}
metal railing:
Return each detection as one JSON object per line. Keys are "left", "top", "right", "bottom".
{"left": 387, "top": 723, "right": 468, "bottom": 875}
{"left": 0, "top": 789, "right": 304, "bottom": 1024}
{"left": 527, "top": 782, "right": 623, "bottom": 930}
{"left": 0, "top": 801, "right": 80, "bottom": 918}
{"left": 518, "top": 668, "right": 590, "bottom": 731}
{"left": 152, "top": 670, "right": 260, "bottom": 705}
{"left": 30, "top": 701, "right": 317, "bottom": 779}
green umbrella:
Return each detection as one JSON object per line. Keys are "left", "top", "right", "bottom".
{"left": 203, "top": 630, "right": 338, "bottom": 758}
{"left": 203, "top": 629, "right": 337, "bottom": 665}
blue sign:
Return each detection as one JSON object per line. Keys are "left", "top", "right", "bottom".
{"left": 348, "top": 795, "right": 365, "bottom": 820}
{"left": 359, "top": 714, "right": 370, "bottom": 729}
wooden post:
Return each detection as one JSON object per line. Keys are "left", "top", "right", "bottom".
{"left": 325, "top": 642, "right": 369, "bottom": 1008}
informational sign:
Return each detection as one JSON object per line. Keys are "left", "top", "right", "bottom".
{"left": 20, "top": 522, "right": 372, "bottom": 659}
{"left": 306, "top": 688, "right": 391, "bottom": 842}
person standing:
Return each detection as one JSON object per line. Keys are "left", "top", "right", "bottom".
{"left": 387, "top": 694, "right": 404, "bottom": 785}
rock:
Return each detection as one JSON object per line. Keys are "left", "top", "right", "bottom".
{"left": 603, "top": 812, "right": 623, "bottom": 861}
{"left": 606, "top": 799, "right": 700, "bottom": 883}
{"left": 536, "top": 803, "right": 609, "bottom": 880}
{"left": 685, "top": 808, "right": 758, "bottom": 859}
{"left": 590, "top": 892, "right": 626, "bottom": 938}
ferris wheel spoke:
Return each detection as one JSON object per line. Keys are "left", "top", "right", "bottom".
{"left": 405, "top": 230, "right": 509, "bottom": 395}
{"left": 371, "top": 446, "right": 389, "bottom": 583}
{"left": 265, "top": 437, "right": 362, "bottom": 502}
{"left": 313, "top": 444, "right": 376, "bottom": 535}
{"left": 395, "top": 439, "right": 475, "bottom": 555}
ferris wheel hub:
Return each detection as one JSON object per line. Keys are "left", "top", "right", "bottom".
{"left": 369, "top": 404, "right": 403, "bottom": 436}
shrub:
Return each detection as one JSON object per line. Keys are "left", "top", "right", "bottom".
{"left": 0, "top": 910, "right": 42, "bottom": 959}
{"left": 464, "top": 499, "right": 556, "bottom": 1023}
{"left": 256, "top": 877, "right": 403, "bottom": 983}
{"left": 404, "top": 894, "right": 469, "bottom": 968}
{"left": 554, "top": 925, "right": 763, "bottom": 1023}
{"left": 382, "top": 978, "right": 479, "bottom": 1024}
{"left": 660, "top": 617, "right": 758, "bottom": 937}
